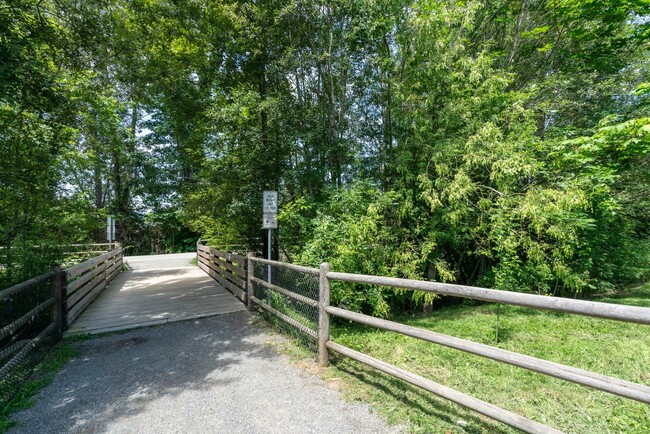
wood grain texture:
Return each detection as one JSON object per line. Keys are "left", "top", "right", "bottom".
{"left": 318, "top": 263, "right": 331, "bottom": 367}
{"left": 198, "top": 261, "right": 246, "bottom": 301}
{"left": 199, "top": 245, "right": 246, "bottom": 266}
{"left": 199, "top": 254, "right": 245, "bottom": 288}
{"left": 327, "top": 271, "right": 650, "bottom": 324}
{"left": 66, "top": 248, "right": 121, "bottom": 279}
{"left": 250, "top": 257, "right": 319, "bottom": 275}
{"left": 66, "top": 261, "right": 108, "bottom": 293}
{"left": 0, "top": 270, "right": 54, "bottom": 300}
{"left": 67, "top": 262, "right": 245, "bottom": 335}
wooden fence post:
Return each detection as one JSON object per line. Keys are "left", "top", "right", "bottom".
{"left": 247, "top": 252, "right": 254, "bottom": 311}
{"left": 318, "top": 262, "right": 331, "bottom": 367}
{"left": 50, "top": 264, "right": 65, "bottom": 342}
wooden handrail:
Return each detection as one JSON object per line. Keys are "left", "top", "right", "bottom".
{"left": 326, "top": 271, "right": 650, "bottom": 325}
{"left": 250, "top": 276, "right": 318, "bottom": 308}
{"left": 65, "top": 247, "right": 122, "bottom": 280}
{"left": 244, "top": 256, "right": 649, "bottom": 433}
{"left": 326, "top": 306, "right": 650, "bottom": 404}
{"left": 197, "top": 245, "right": 248, "bottom": 302}
{"left": 0, "top": 270, "right": 55, "bottom": 301}
{"left": 64, "top": 247, "right": 123, "bottom": 326}
{"left": 326, "top": 341, "right": 562, "bottom": 434}
{"left": 250, "top": 256, "right": 319, "bottom": 275}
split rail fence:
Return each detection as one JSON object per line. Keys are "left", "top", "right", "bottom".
{"left": 0, "top": 246, "right": 123, "bottom": 402}
{"left": 194, "top": 244, "right": 650, "bottom": 434}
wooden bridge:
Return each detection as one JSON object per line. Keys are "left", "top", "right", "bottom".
{"left": 2, "top": 243, "right": 650, "bottom": 434}
{"left": 67, "top": 252, "right": 245, "bottom": 334}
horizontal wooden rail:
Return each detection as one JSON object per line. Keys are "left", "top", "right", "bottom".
{"left": 196, "top": 244, "right": 248, "bottom": 304}
{"left": 250, "top": 295, "right": 318, "bottom": 339}
{"left": 198, "top": 261, "right": 246, "bottom": 302}
{"left": 250, "top": 276, "right": 318, "bottom": 308}
{"left": 326, "top": 272, "right": 650, "bottom": 325}
{"left": 0, "top": 270, "right": 55, "bottom": 301}
{"left": 229, "top": 256, "right": 648, "bottom": 432}
{"left": 212, "top": 255, "right": 246, "bottom": 279}
{"left": 0, "top": 340, "right": 28, "bottom": 361}
{"left": 250, "top": 257, "right": 319, "bottom": 275}
{"left": 198, "top": 251, "right": 245, "bottom": 286}
{"left": 66, "top": 249, "right": 120, "bottom": 280}
{"left": 0, "top": 297, "right": 55, "bottom": 341}
{"left": 68, "top": 243, "right": 116, "bottom": 247}
{"left": 67, "top": 276, "right": 108, "bottom": 324}
{"left": 326, "top": 341, "right": 561, "bottom": 434}
{"left": 64, "top": 247, "right": 123, "bottom": 326}
{"left": 66, "top": 260, "right": 107, "bottom": 294}
{"left": 327, "top": 306, "right": 650, "bottom": 404}
{"left": 65, "top": 268, "right": 105, "bottom": 310}
{"left": 0, "top": 248, "right": 122, "bottom": 396}
{"left": 0, "top": 323, "right": 56, "bottom": 379}
{"left": 198, "top": 245, "right": 246, "bottom": 266}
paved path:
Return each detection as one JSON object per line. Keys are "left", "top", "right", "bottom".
{"left": 68, "top": 253, "right": 245, "bottom": 335}
{"left": 9, "top": 313, "right": 396, "bottom": 433}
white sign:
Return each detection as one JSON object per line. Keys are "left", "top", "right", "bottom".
{"left": 263, "top": 191, "right": 278, "bottom": 214}
{"left": 263, "top": 213, "right": 278, "bottom": 229}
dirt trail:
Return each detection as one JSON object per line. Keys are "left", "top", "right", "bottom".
{"left": 9, "top": 312, "right": 398, "bottom": 433}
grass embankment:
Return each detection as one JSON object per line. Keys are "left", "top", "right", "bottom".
{"left": 317, "top": 284, "right": 650, "bottom": 433}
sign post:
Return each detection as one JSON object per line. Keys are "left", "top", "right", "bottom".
{"left": 262, "top": 191, "right": 278, "bottom": 301}
{"left": 106, "top": 215, "right": 116, "bottom": 251}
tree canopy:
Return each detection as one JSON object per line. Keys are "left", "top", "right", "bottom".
{"left": 1, "top": 0, "right": 649, "bottom": 314}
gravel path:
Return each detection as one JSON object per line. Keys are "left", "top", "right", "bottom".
{"left": 9, "top": 312, "right": 398, "bottom": 433}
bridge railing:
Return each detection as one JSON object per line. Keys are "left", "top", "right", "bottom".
{"left": 64, "top": 247, "right": 123, "bottom": 327}
{"left": 196, "top": 241, "right": 246, "bottom": 303}
{"left": 220, "top": 253, "right": 650, "bottom": 434}
{"left": 0, "top": 246, "right": 123, "bottom": 403}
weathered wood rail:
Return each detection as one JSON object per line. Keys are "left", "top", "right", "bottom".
{"left": 0, "top": 247, "right": 123, "bottom": 399}
{"left": 229, "top": 252, "right": 650, "bottom": 434}
{"left": 64, "top": 247, "right": 123, "bottom": 326}
{"left": 0, "top": 268, "right": 63, "bottom": 387}
{"left": 197, "top": 241, "right": 246, "bottom": 303}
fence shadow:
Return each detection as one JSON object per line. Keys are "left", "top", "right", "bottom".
{"left": 331, "top": 355, "right": 511, "bottom": 434}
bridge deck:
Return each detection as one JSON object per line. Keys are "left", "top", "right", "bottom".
{"left": 67, "top": 253, "right": 246, "bottom": 335}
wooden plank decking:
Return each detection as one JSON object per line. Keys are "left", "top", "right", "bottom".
{"left": 67, "top": 253, "right": 246, "bottom": 334}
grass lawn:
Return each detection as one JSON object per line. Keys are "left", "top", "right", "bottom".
{"left": 316, "top": 283, "right": 650, "bottom": 433}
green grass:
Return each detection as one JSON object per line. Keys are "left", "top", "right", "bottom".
{"left": 314, "top": 283, "right": 650, "bottom": 433}
{"left": 0, "top": 340, "right": 79, "bottom": 433}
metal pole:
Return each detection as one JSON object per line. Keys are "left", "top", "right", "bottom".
{"left": 267, "top": 229, "right": 272, "bottom": 305}
{"left": 107, "top": 216, "right": 113, "bottom": 251}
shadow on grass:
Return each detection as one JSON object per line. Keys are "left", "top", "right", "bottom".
{"left": 331, "top": 354, "right": 511, "bottom": 434}
{"left": 596, "top": 284, "right": 650, "bottom": 308}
